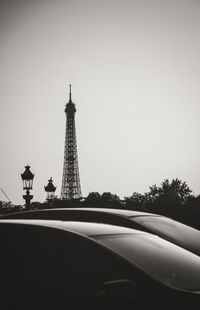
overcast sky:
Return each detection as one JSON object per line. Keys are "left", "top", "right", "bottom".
{"left": 0, "top": 0, "right": 200, "bottom": 204}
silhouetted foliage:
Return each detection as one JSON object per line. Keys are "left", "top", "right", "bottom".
{"left": 123, "top": 179, "right": 196, "bottom": 224}
{"left": 182, "top": 195, "right": 200, "bottom": 230}
{"left": 149, "top": 179, "right": 192, "bottom": 203}
{"left": 42, "top": 198, "right": 83, "bottom": 209}
{"left": 84, "top": 192, "right": 102, "bottom": 207}
{"left": 124, "top": 192, "right": 147, "bottom": 211}
{"left": 0, "top": 200, "right": 16, "bottom": 214}
{"left": 30, "top": 201, "right": 45, "bottom": 210}
{"left": 84, "top": 192, "right": 122, "bottom": 209}
{"left": 1, "top": 178, "right": 200, "bottom": 230}
{"left": 101, "top": 192, "right": 122, "bottom": 209}
{"left": 146, "top": 179, "right": 192, "bottom": 220}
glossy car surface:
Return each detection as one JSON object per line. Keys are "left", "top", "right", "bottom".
{"left": 2, "top": 207, "right": 200, "bottom": 256}
{"left": 0, "top": 220, "right": 200, "bottom": 309}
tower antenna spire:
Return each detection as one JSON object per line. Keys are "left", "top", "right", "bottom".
{"left": 69, "top": 84, "right": 72, "bottom": 102}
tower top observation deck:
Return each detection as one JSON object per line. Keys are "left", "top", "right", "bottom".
{"left": 65, "top": 84, "right": 76, "bottom": 113}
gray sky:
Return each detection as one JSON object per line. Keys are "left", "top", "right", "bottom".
{"left": 0, "top": 0, "right": 200, "bottom": 204}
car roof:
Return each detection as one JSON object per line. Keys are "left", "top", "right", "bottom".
{"left": 48, "top": 208, "right": 156, "bottom": 217}
{"left": 0, "top": 219, "right": 149, "bottom": 237}
{"left": 0, "top": 207, "right": 160, "bottom": 218}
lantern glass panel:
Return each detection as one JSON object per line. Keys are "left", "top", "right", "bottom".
{"left": 47, "top": 192, "right": 55, "bottom": 200}
{"left": 23, "top": 179, "right": 33, "bottom": 190}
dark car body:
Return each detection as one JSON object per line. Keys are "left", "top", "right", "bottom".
{"left": 1, "top": 207, "right": 200, "bottom": 256}
{"left": 1, "top": 220, "right": 200, "bottom": 310}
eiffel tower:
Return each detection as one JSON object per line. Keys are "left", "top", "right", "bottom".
{"left": 60, "top": 85, "right": 82, "bottom": 199}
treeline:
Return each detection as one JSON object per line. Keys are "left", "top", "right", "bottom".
{"left": 1, "top": 178, "right": 200, "bottom": 230}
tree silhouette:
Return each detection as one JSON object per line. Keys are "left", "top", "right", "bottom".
{"left": 101, "top": 192, "right": 122, "bottom": 209}
{"left": 124, "top": 192, "right": 147, "bottom": 211}
{"left": 149, "top": 179, "right": 192, "bottom": 203}
{"left": 84, "top": 192, "right": 122, "bottom": 208}
{"left": 182, "top": 195, "right": 200, "bottom": 229}
{"left": 84, "top": 192, "right": 102, "bottom": 207}
{"left": 147, "top": 178, "right": 192, "bottom": 219}
{"left": 1, "top": 178, "right": 200, "bottom": 231}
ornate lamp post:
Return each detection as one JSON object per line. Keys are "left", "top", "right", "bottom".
{"left": 21, "top": 165, "right": 34, "bottom": 210}
{"left": 44, "top": 177, "right": 56, "bottom": 206}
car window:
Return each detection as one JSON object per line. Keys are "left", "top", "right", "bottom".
{"left": 94, "top": 234, "right": 200, "bottom": 293}
{"left": 133, "top": 216, "right": 200, "bottom": 255}
{"left": 0, "top": 224, "right": 131, "bottom": 298}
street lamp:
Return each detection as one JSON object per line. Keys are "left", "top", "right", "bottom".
{"left": 44, "top": 177, "right": 56, "bottom": 206}
{"left": 21, "top": 165, "right": 34, "bottom": 210}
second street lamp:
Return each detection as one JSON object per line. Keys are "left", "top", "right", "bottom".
{"left": 21, "top": 165, "right": 34, "bottom": 210}
{"left": 44, "top": 177, "right": 56, "bottom": 206}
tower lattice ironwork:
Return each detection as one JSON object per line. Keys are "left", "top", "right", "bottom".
{"left": 61, "top": 85, "right": 82, "bottom": 199}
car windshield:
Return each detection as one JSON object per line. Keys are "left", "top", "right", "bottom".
{"left": 94, "top": 234, "right": 200, "bottom": 292}
{"left": 132, "top": 216, "right": 200, "bottom": 255}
